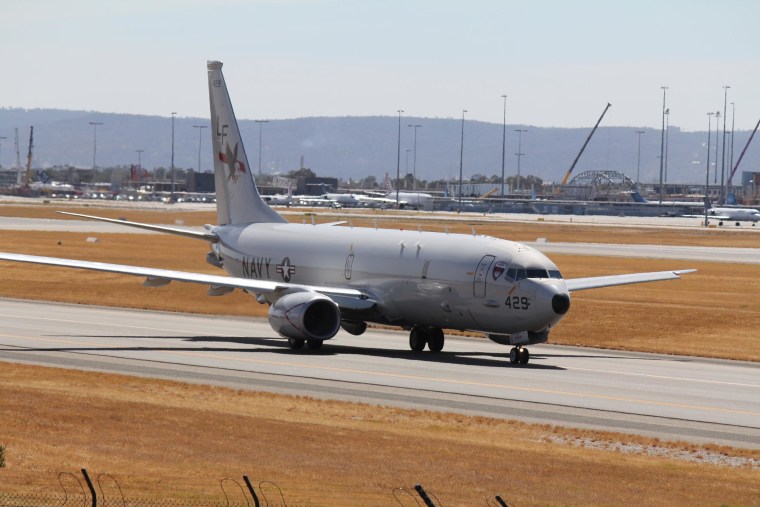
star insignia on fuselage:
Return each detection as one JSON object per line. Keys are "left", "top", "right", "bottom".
{"left": 276, "top": 257, "right": 296, "bottom": 282}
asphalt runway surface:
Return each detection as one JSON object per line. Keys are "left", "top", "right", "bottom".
{"left": 1, "top": 298, "right": 757, "bottom": 449}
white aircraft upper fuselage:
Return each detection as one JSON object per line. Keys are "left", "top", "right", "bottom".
{"left": 0, "top": 61, "right": 695, "bottom": 366}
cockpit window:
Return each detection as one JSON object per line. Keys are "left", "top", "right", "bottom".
{"left": 526, "top": 268, "right": 549, "bottom": 279}
{"left": 505, "top": 267, "right": 526, "bottom": 281}
{"left": 549, "top": 269, "right": 563, "bottom": 279}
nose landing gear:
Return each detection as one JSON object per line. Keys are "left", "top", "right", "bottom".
{"left": 509, "top": 346, "right": 529, "bottom": 365}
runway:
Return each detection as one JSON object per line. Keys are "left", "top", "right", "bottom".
{"left": 1, "top": 298, "right": 757, "bottom": 449}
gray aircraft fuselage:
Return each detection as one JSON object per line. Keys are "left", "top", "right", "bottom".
{"left": 214, "top": 222, "right": 568, "bottom": 336}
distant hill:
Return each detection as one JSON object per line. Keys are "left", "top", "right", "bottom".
{"left": 1, "top": 107, "right": 757, "bottom": 185}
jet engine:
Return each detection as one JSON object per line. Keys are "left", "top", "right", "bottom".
{"left": 268, "top": 291, "right": 341, "bottom": 341}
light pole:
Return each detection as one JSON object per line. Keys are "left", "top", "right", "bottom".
{"left": 135, "top": 149, "right": 143, "bottom": 186}
{"left": 170, "top": 112, "right": 177, "bottom": 202}
{"left": 255, "top": 120, "right": 268, "bottom": 176}
{"left": 635, "top": 130, "right": 645, "bottom": 187}
{"left": 501, "top": 95, "right": 507, "bottom": 197}
{"left": 395, "top": 109, "right": 403, "bottom": 208}
{"left": 664, "top": 108, "right": 670, "bottom": 182}
{"left": 658, "top": 86, "right": 668, "bottom": 204}
{"left": 514, "top": 129, "right": 527, "bottom": 192}
{"left": 714, "top": 111, "right": 720, "bottom": 185}
{"left": 458, "top": 109, "right": 467, "bottom": 213}
{"left": 0, "top": 136, "right": 6, "bottom": 168}
{"left": 705, "top": 112, "right": 714, "bottom": 227}
{"left": 89, "top": 121, "right": 103, "bottom": 170}
{"left": 720, "top": 85, "right": 730, "bottom": 204}
{"left": 405, "top": 149, "right": 411, "bottom": 188}
{"left": 193, "top": 125, "right": 208, "bottom": 172}
{"left": 408, "top": 124, "right": 421, "bottom": 191}
{"left": 729, "top": 102, "right": 736, "bottom": 188}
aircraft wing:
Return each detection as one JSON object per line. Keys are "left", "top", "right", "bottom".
{"left": 0, "top": 252, "right": 373, "bottom": 309}
{"left": 58, "top": 212, "right": 218, "bottom": 242}
{"left": 565, "top": 269, "right": 696, "bottom": 292}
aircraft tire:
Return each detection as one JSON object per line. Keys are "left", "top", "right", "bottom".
{"left": 519, "top": 347, "right": 530, "bottom": 365}
{"left": 288, "top": 338, "right": 305, "bottom": 350}
{"left": 409, "top": 327, "right": 426, "bottom": 352}
{"left": 427, "top": 328, "right": 445, "bottom": 352}
{"left": 509, "top": 347, "right": 519, "bottom": 364}
{"left": 306, "top": 339, "right": 323, "bottom": 350}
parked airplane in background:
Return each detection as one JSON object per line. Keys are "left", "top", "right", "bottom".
{"left": 383, "top": 173, "right": 435, "bottom": 210}
{"left": 262, "top": 181, "right": 294, "bottom": 206}
{"left": 0, "top": 61, "right": 696, "bottom": 365}
{"left": 703, "top": 198, "right": 760, "bottom": 226}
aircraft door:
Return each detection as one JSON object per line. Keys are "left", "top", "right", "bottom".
{"left": 473, "top": 255, "right": 495, "bottom": 298}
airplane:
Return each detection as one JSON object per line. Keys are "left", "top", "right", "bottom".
{"left": 383, "top": 173, "right": 435, "bottom": 210}
{"left": 0, "top": 61, "right": 696, "bottom": 366}
{"left": 680, "top": 197, "right": 760, "bottom": 226}
{"left": 702, "top": 198, "right": 760, "bottom": 226}
{"left": 262, "top": 181, "right": 294, "bottom": 206}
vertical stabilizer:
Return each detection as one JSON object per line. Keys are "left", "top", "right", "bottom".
{"left": 207, "top": 61, "right": 286, "bottom": 225}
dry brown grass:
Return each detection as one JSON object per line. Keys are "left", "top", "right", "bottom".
{"left": 1, "top": 363, "right": 758, "bottom": 506}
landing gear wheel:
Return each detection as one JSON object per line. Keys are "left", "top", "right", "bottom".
{"left": 409, "top": 327, "right": 427, "bottom": 352}
{"left": 519, "top": 347, "right": 530, "bottom": 365}
{"left": 427, "top": 328, "right": 445, "bottom": 352}
{"left": 306, "top": 339, "right": 323, "bottom": 350}
{"left": 509, "top": 347, "right": 519, "bottom": 364}
{"left": 288, "top": 338, "right": 305, "bottom": 350}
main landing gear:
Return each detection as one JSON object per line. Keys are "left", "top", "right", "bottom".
{"left": 409, "top": 326, "right": 445, "bottom": 353}
{"left": 287, "top": 338, "right": 324, "bottom": 350}
{"left": 509, "top": 346, "right": 530, "bottom": 365}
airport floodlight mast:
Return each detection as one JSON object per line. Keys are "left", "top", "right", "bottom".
{"left": 408, "top": 124, "right": 421, "bottom": 191}
{"left": 395, "top": 109, "right": 403, "bottom": 208}
{"left": 658, "top": 86, "right": 667, "bottom": 204}
{"left": 255, "top": 120, "right": 268, "bottom": 176}
{"left": 193, "top": 125, "right": 208, "bottom": 172}
{"left": 88, "top": 121, "right": 103, "bottom": 170}
{"left": 705, "top": 112, "right": 714, "bottom": 227}
{"left": 714, "top": 111, "right": 720, "bottom": 185}
{"left": 664, "top": 109, "right": 670, "bottom": 182}
{"left": 171, "top": 112, "right": 177, "bottom": 203}
{"left": 501, "top": 94, "right": 507, "bottom": 197}
{"left": 458, "top": 109, "right": 467, "bottom": 213}
{"left": 136, "top": 149, "right": 143, "bottom": 185}
{"left": 635, "top": 130, "right": 645, "bottom": 187}
{"left": 514, "top": 129, "right": 527, "bottom": 192}
{"left": 729, "top": 102, "right": 736, "bottom": 183}
{"left": 720, "top": 85, "right": 730, "bottom": 204}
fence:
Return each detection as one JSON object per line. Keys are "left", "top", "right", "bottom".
{"left": 0, "top": 469, "right": 512, "bottom": 506}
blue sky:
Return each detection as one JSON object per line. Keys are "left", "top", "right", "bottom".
{"left": 2, "top": 0, "right": 758, "bottom": 131}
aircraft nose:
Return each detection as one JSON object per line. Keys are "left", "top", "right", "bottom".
{"left": 552, "top": 293, "right": 570, "bottom": 315}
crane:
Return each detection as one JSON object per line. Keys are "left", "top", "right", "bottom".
{"left": 560, "top": 103, "right": 612, "bottom": 185}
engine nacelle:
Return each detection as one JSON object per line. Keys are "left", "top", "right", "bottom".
{"left": 268, "top": 291, "right": 341, "bottom": 341}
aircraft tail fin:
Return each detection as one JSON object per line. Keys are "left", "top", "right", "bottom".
{"left": 704, "top": 196, "right": 713, "bottom": 210}
{"left": 629, "top": 190, "right": 647, "bottom": 203}
{"left": 726, "top": 192, "right": 737, "bottom": 205}
{"left": 207, "top": 61, "right": 286, "bottom": 225}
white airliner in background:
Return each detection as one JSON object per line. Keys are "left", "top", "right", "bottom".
{"left": 704, "top": 201, "right": 760, "bottom": 226}
{"left": 0, "top": 61, "right": 696, "bottom": 365}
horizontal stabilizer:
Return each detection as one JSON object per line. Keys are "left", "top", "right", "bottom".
{"left": 58, "top": 212, "right": 218, "bottom": 242}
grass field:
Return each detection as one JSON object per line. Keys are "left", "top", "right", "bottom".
{"left": 0, "top": 203, "right": 758, "bottom": 505}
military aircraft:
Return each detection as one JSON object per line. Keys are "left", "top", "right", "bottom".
{"left": 0, "top": 61, "right": 696, "bottom": 365}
